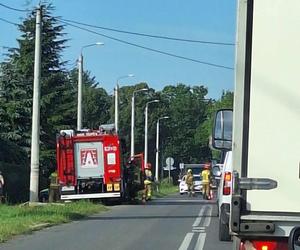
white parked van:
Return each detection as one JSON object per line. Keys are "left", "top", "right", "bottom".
{"left": 217, "top": 151, "right": 233, "bottom": 241}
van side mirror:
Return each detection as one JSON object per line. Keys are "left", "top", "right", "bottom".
{"left": 211, "top": 109, "right": 233, "bottom": 151}
{"left": 212, "top": 166, "right": 221, "bottom": 177}
{"left": 289, "top": 227, "right": 300, "bottom": 250}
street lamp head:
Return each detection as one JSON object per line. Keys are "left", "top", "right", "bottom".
{"left": 81, "top": 42, "right": 104, "bottom": 54}
{"left": 134, "top": 87, "right": 148, "bottom": 94}
{"left": 117, "top": 74, "right": 135, "bottom": 84}
{"left": 158, "top": 116, "right": 169, "bottom": 122}
{"left": 146, "top": 99, "right": 160, "bottom": 109}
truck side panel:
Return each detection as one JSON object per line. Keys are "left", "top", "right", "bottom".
{"left": 57, "top": 136, "right": 76, "bottom": 186}
{"left": 245, "top": 0, "right": 300, "bottom": 213}
{"left": 103, "top": 136, "right": 121, "bottom": 184}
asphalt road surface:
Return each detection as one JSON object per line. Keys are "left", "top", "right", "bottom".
{"left": 0, "top": 194, "right": 233, "bottom": 250}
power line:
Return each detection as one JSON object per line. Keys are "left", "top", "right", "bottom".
{"left": 59, "top": 18, "right": 235, "bottom": 46}
{"left": 60, "top": 20, "right": 234, "bottom": 70}
{"left": 0, "top": 3, "right": 235, "bottom": 47}
{"left": 0, "top": 17, "right": 18, "bottom": 26}
{"left": 0, "top": 2, "right": 234, "bottom": 70}
{"left": 0, "top": 3, "right": 28, "bottom": 12}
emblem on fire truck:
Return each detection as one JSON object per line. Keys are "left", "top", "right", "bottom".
{"left": 80, "top": 148, "right": 98, "bottom": 168}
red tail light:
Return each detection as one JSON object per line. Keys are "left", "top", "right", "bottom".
{"left": 240, "top": 240, "right": 288, "bottom": 250}
{"left": 223, "top": 172, "right": 232, "bottom": 195}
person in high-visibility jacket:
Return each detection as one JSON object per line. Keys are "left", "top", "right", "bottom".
{"left": 185, "top": 169, "right": 195, "bottom": 197}
{"left": 49, "top": 171, "right": 60, "bottom": 202}
{"left": 142, "top": 163, "right": 153, "bottom": 202}
{"left": 201, "top": 163, "right": 211, "bottom": 200}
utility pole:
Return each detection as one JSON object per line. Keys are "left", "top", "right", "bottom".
{"left": 155, "top": 117, "right": 169, "bottom": 181}
{"left": 130, "top": 93, "right": 135, "bottom": 156}
{"left": 77, "top": 42, "right": 104, "bottom": 131}
{"left": 144, "top": 104, "right": 149, "bottom": 168}
{"left": 114, "top": 84, "right": 119, "bottom": 133}
{"left": 77, "top": 53, "right": 83, "bottom": 130}
{"left": 29, "top": 6, "right": 42, "bottom": 203}
{"left": 115, "top": 74, "right": 134, "bottom": 134}
{"left": 144, "top": 100, "right": 159, "bottom": 168}
{"left": 130, "top": 88, "right": 148, "bottom": 157}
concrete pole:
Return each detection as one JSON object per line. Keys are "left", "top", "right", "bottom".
{"left": 144, "top": 104, "right": 149, "bottom": 168}
{"left": 77, "top": 53, "right": 83, "bottom": 130}
{"left": 155, "top": 119, "right": 160, "bottom": 181}
{"left": 114, "top": 84, "right": 119, "bottom": 134}
{"left": 143, "top": 100, "right": 159, "bottom": 168}
{"left": 29, "top": 6, "right": 42, "bottom": 203}
{"left": 115, "top": 74, "right": 134, "bottom": 134}
{"left": 130, "top": 94, "right": 135, "bottom": 157}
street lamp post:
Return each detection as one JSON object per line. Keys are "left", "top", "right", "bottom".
{"left": 155, "top": 116, "right": 169, "bottom": 181}
{"left": 115, "top": 74, "right": 134, "bottom": 134}
{"left": 130, "top": 88, "right": 148, "bottom": 157}
{"left": 144, "top": 100, "right": 160, "bottom": 168}
{"left": 77, "top": 42, "right": 104, "bottom": 130}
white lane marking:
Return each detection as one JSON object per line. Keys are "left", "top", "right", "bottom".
{"left": 192, "top": 206, "right": 207, "bottom": 227}
{"left": 202, "top": 206, "right": 212, "bottom": 227}
{"left": 179, "top": 205, "right": 212, "bottom": 250}
{"left": 192, "top": 229, "right": 205, "bottom": 233}
{"left": 194, "top": 232, "right": 206, "bottom": 250}
{"left": 178, "top": 233, "right": 194, "bottom": 250}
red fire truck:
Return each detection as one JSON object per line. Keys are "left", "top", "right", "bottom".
{"left": 56, "top": 126, "right": 145, "bottom": 201}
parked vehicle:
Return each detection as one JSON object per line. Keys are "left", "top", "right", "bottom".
{"left": 217, "top": 151, "right": 233, "bottom": 241}
{"left": 212, "top": 0, "right": 300, "bottom": 249}
{"left": 56, "top": 126, "right": 145, "bottom": 202}
{"left": 179, "top": 175, "right": 202, "bottom": 195}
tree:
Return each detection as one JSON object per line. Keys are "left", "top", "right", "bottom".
{"left": 0, "top": 52, "right": 32, "bottom": 148}
{"left": 115, "top": 82, "right": 213, "bottom": 170}
{"left": 68, "top": 68, "right": 112, "bottom": 129}
{"left": 159, "top": 84, "right": 211, "bottom": 164}
{"left": 207, "top": 90, "right": 234, "bottom": 161}
{"left": 0, "top": 4, "right": 76, "bottom": 175}
{"left": 117, "top": 82, "right": 153, "bottom": 159}
{"left": 0, "top": 138, "right": 30, "bottom": 203}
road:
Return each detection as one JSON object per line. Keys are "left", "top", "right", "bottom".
{"left": 0, "top": 194, "right": 233, "bottom": 250}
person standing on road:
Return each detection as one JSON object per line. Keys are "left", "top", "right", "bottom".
{"left": 142, "top": 163, "right": 153, "bottom": 203}
{"left": 49, "top": 170, "right": 60, "bottom": 202}
{"left": 0, "top": 171, "right": 4, "bottom": 203}
{"left": 185, "top": 169, "right": 194, "bottom": 197}
{"left": 201, "top": 163, "right": 211, "bottom": 200}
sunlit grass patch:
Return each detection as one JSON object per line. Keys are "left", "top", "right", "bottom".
{"left": 0, "top": 201, "right": 107, "bottom": 243}
{"left": 153, "top": 178, "right": 178, "bottom": 197}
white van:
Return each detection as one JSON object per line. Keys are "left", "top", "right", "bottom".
{"left": 217, "top": 151, "right": 232, "bottom": 241}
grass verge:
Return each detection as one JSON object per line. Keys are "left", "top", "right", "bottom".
{"left": 153, "top": 178, "right": 178, "bottom": 198}
{"left": 0, "top": 201, "right": 107, "bottom": 243}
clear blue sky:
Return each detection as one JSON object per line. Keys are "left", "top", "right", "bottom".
{"left": 0, "top": 0, "right": 237, "bottom": 98}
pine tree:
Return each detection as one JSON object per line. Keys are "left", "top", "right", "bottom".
{"left": 0, "top": 4, "right": 76, "bottom": 168}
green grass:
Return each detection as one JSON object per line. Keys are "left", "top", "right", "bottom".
{"left": 0, "top": 182, "right": 178, "bottom": 243}
{"left": 0, "top": 201, "right": 108, "bottom": 243}
{"left": 153, "top": 178, "right": 178, "bottom": 198}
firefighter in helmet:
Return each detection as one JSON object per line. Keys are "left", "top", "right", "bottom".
{"left": 185, "top": 169, "right": 195, "bottom": 197}
{"left": 49, "top": 170, "right": 60, "bottom": 202}
{"left": 201, "top": 163, "right": 211, "bottom": 200}
{"left": 142, "top": 163, "right": 153, "bottom": 202}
